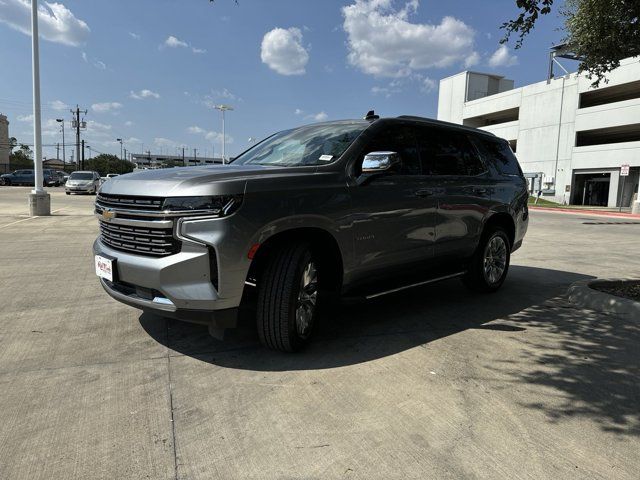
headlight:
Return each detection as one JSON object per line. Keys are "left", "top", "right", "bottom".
{"left": 162, "top": 195, "right": 243, "bottom": 215}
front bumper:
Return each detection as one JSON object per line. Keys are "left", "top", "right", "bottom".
{"left": 66, "top": 184, "right": 94, "bottom": 192}
{"left": 93, "top": 217, "right": 249, "bottom": 323}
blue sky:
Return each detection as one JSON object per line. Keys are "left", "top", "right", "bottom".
{"left": 0, "top": 0, "right": 566, "bottom": 160}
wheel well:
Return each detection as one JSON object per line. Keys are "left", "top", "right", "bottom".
{"left": 484, "top": 212, "right": 515, "bottom": 247}
{"left": 246, "top": 228, "right": 344, "bottom": 293}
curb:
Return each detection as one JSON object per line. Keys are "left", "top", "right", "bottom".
{"left": 529, "top": 206, "right": 640, "bottom": 219}
{"left": 567, "top": 279, "right": 640, "bottom": 317}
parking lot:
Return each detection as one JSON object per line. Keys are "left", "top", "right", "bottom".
{"left": 1, "top": 186, "right": 639, "bottom": 479}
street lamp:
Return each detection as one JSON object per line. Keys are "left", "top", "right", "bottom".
{"left": 214, "top": 104, "right": 233, "bottom": 164}
{"left": 56, "top": 118, "right": 65, "bottom": 165}
{"left": 116, "top": 138, "right": 123, "bottom": 160}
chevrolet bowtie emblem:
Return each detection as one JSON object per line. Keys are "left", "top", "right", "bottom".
{"left": 102, "top": 209, "right": 116, "bottom": 220}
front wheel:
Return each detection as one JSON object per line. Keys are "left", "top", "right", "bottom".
{"left": 256, "top": 243, "right": 319, "bottom": 352}
{"left": 462, "top": 226, "right": 510, "bottom": 293}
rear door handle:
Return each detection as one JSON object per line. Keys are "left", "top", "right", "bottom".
{"left": 474, "top": 187, "right": 487, "bottom": 194}
{"left": 415, "top": 188, "right": 435, "bottom": 197}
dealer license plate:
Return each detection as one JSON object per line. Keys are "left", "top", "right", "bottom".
{"left": 95, "top": 255, "right": 114, "bottom": 281}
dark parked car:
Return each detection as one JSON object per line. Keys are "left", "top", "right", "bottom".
{"left": 1, "top": 169, "right": 57, "bottom": 186}
{"left": 94, "top": 114, "right": 529, "bottom": 352}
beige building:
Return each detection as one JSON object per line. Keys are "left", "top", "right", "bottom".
{"left": 0, "top": 114, "right": 9, "bottom": 173}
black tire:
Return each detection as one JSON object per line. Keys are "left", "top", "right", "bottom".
{"left": 3, "top": 179, "right": 10, "bottom": 186}
{"left": 256, "top": 243, "right": 319, "bottom": 352}
{"left": 462, "top": 226, "right": 511, "bottom": 293}
{"left": 65, "top": 192, "right": 70, "bottom": 195}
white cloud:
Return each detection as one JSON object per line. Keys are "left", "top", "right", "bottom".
{"left": 164, "top": 35, "right": 188, "bottom": 48}
{"left": 342, "top": 0, "right": 476, "bottom": 77}
{"left": 49, "top": 100, "right": 68, "bottom": 111}
{"left": 488, "top": 45, "right": 518, "bottom": 68}
{"left": 94, "top": 60, "right": 106, "bottom": 70}
{"left": 81, "top": 51, "right": 88, "bottom": 62}
{"left": 187, "top": 126, "right": 205, "bottom": 135}
{"left": 202, "top": 88, "right": 241, "bottom": 108}
{"left": 154, "top": 137, "right": 178, "bottom": 148}
{"left": 294, "top": 108, "right": 304, "bottom": 115}
{"left": 261, "top": 27, "right": 309, "bottom": 76}
{"left": 421, "top": 77, "right": 436, "bottom": 93}
{"left": 187, "top": 125, "right": 233, "bottom": 145}
{"left": 0, "top": 0, "right": 89, "bottom": 47}
{"left": 304, "top": 111, "right": 328, "bottom": 122}
{"left": 124, "top": 120, "right": 134, "bottom": 127}
{"left": 17, "top": 114, "right": 33, "bottom": 122}
{"left": 162, "top": 35, "right": 205, "bottom": 54}
{"left": 85, "top": 120, "right": 112, "bottom": 133}
{"left": 129, "top": 32, "right": 141, "bottom": 40}
{"left": 464, "top": 51, "right": 481, "bottom": 68}
{"left": 130, "top": 89, "right": 160, "bottom": 100}
{"left": 92, "top": 102, "right": 122, "bottom": 113}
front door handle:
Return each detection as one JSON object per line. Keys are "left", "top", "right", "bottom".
{"left": 474, "top": 187, "right": 488, "bottom": 195}
{"left": 415, "top": 188, "right": 434, "bottom": 197}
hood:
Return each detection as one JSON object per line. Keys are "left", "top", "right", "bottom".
{"left": 99, "top": 164, "right": 317, "bottom": 197}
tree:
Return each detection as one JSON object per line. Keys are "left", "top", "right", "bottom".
{"left": 502, "top": 0, "right": 640, "bottom": 85}
{"left": 84, "top": 154, "right": 135, "bottom": 177}
{"left": 9, "top": 141, "right": 33, "bottom": 170}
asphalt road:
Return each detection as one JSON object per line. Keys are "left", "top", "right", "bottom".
{"left": 1, "top": 186, "right": 639, "bottom": 479}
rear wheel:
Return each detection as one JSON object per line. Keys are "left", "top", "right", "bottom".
{"left": 462, "top": 226, "right": 510, "bottom": 293}
{"left": 256, "top": 243, "right": 318, "bottom": 352}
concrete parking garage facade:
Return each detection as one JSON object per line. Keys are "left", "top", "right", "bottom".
{"left": 437, "top": 57, "right": 640, "bottom": 210}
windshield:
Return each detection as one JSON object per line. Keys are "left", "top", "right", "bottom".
{"left": 233, "top": 123, "right": 367, "bottom": 167}
{"left": 69, "top": 172, "right": 93, "bottom": 180}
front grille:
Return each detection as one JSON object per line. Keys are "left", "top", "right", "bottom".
{"left": 97, "top": 193, "right": 164, "bottom": 211}
{"left": 99, "top": 220, "right": 180, "bottom": 256}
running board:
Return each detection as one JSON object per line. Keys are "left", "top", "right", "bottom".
{"left": 364, "top": 271, "right": 466, "bottom": 300}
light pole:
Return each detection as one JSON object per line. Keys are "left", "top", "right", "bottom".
{"left": 56, "top": 118, "right": 65, "bottom": 165}
{"left": 214, "top": 104, "right": 233, "bottom": 164}
{"left": 116, "top": 138, "right": 123, "bottom": 160}
{"left": 29, "top": 0, "right": 50, "bottom": 215}
{"left": 86, "top": 145, "right": 91, "bottom": 159}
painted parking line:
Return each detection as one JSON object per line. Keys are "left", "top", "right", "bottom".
{"left": 0, "top": 208, "right": 66, "bottom": 229}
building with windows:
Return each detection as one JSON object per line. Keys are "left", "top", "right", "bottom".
{"left": 130, "top": 153, "right": 223, "bottom": 169}
{"left": 437, "top": 57, "right": 640, "bottom": 211}
{"left": 0, "top": 114, "right": 9, "bottom": 174}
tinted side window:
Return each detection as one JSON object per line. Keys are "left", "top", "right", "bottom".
{"left": 416, "top": 127, "right": 486, "bottom": 176}
{"left": 477, "top": 137, "right": 522, "bottom": 176}
{"left": 361, "top": 124, "right": 421, "bottom": 175}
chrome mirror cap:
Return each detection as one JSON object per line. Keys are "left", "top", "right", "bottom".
{"left": 361, "top": 151, "right": 400, "bottom": 173}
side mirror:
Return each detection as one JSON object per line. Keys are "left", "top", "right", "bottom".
{"left": 361, "top": 151, "right": 400, "bottom": 173}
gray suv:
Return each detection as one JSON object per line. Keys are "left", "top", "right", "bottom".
{"left": 94, "top": 114, "right": 528, "bottom": 352}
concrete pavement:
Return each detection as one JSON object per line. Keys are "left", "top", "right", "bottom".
{"left": 0, "top": 186, "right": 639, "bottom": 479}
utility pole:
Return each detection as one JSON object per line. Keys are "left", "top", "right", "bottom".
{"left": 123, "top": 148, "right": 127, "bottom": 162}
{"left": 28, "top": 0, "right": 50, "bottom": 215}
{"left": 56, "top": 143, "right": 59, "bottom": 161}
{"left": 71, "top": 106, "right": 87, "bottom": 171}
{"left": 193, "top": 148, "right": 197, "bottom": 165}
{"left": 182, "top": 147, "right": 185, "bottom": 167}
{"left": 56, "top": 118, "right": 65, "bottom": 165}
{"left": 81, "top": 140, "right": 85, "bottom": 170}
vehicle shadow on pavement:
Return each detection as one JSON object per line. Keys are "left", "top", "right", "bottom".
{"left": 141, "top": 264, "right": 640, "bottom": 436}
{"left": 141, "top": 265, "right": 591, "bottom": 371}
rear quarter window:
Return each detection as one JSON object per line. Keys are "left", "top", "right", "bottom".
{"left": 477, "top": 137, "right": 522, "bottom": 176}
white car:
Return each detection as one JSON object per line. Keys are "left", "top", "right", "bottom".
{"left": 65, "top": 171, "right": 101, "bottom": 195}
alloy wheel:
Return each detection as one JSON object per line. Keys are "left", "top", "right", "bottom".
{"left": 295, "top": 260, "right": 318, "bottom": 339}
{"left": 483, "top": 235, "right": 507, "bottom": 285}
